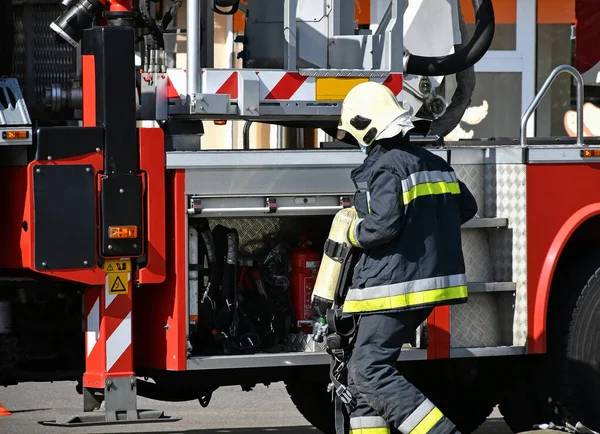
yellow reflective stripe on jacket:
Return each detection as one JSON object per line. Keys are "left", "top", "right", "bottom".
{"left": 398, "top": 398, "right": 444, "bottom": 434}
{"left": 345, "top": 274, "right": 466, "bottom": 302}
{"left": 342, "top": 285, "right": 467, "bottom": 314}
{"left": 402, "top": 181, "right": 460, "bottom": 205}
{"left": 400, "top": 169, "right": 460, "bottom": 205}
{"left": 350, "top": 416, "right": 390, "bottom": 434}
{"left": 342, "top": 273, "right": 468, "bottom": 313}
{"left": 348, "top": 218, "right": 363, "bottom": 248}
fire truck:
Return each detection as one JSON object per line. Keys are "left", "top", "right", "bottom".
{"left": 1, "top": 0, "right": 599, "bottom": 433}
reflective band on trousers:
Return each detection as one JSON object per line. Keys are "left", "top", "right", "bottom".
{"left": 342, "top": 273, "right": 468, "bottom": 313}
{"left": 398, "top": 398, "right": 444, "bottom": 434}
{"left": 350, "top": 428, "right": 391, "bottom": 434}
{"left": 401, "top": 170, "right": 460, "bottom": 205}
{"left": 350, "top": 416, "right": 390, "bottom": 434}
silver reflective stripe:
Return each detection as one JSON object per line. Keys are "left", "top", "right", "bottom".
{"left": 401, "top": 170, "right": 457, "bottom": 192}
{"left": 345, "top": 274, "right": 467, "bottom": 302}
{"left": 356, "top": 181, "right": 368, "bottom": 190}
{"left": 350, "top": 416, "right": 389, "bottom": 429}
{"left": 398, "top": 398, "right": 436, "bottom": 434}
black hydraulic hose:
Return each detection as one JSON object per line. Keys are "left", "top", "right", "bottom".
{"left": 161, "top": 0, "right": 183, "bottom": 31}
{"left": 243, "top": 120, "right": 252, "bottom": 150}
{"left": 429, "top": 0, "right": 476, "bottom": 138}
{"left": 405, "top": 0, "right": 495, "bottom": 77}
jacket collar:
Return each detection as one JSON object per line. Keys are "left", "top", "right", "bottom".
{"left": 351, "top": 143, "right": 386, "bottom": 182}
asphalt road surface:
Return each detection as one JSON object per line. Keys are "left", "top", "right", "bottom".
{"left": 0, "top": 381, "right": 514, "bottom": 434}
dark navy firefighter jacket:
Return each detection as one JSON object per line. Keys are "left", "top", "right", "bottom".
{"left": 343, "top": 136, "right": 478, "bottom": 315}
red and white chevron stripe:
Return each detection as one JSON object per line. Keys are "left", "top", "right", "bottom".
{"left": 258, "top": 72, "right": 315, "bottom": 100}
{"left": 83, "top": 270, "right": 133, "bottom": 387}
{"left": 166, "top": 69, "right": 403, "bottom": 101}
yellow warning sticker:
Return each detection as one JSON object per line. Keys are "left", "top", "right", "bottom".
{"left": 108, "top": 273, "right": 129, "bottom": 295}
{"left": 103, "top": 259, "right": 131, "bottom": 274}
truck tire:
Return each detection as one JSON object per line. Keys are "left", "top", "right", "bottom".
{"left": 286, "top": 359, "right": 495, "bottom": 434}
{"left": 549, "top": 265, "right": 600, "bottom": 431}
{"left": 285, "top": 375, "right": 338, "bottom": 434}
{"left": 404, "top": 359, "right": 496, "bottom": 434}
{"left": 497, "top": 356, "right": 556, "bottom": 433}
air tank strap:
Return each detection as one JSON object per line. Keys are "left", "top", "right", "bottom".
{"left": 324, "top": 309, "right": 360, "bottom": 434}
{"left": 323, "top": 238, "right": 350, "bottom": 263}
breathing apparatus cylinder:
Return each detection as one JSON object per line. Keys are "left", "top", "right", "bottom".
{"left": 311, "top": 207, "right": 358, "bottom": 318}
{"left": 290, "top": 233, "right": 321, "bottom": 332}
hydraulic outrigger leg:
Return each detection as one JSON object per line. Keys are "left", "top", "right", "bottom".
{"left": 39, "top": 26, "right": 178, "bottom": 427}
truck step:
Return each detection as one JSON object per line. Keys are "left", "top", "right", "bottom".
{"left": 462, "top": 217, "right": 508, "bottom": 229}
{"left": 467, "top": 282, "right": 516, "bottom": 293}
{"left": 185, "top": 344, "right": 527, "bottom": 370}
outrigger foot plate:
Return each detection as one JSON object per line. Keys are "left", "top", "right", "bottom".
{"left": 39, "top": 409, "right": 180, "bottom": 427}
{"left": 38, "top": 376, "right": 180, "bottom": 428}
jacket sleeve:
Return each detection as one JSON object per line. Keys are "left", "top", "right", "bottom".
{"left": 457, "top": 179, "right": 478, "bottom": 224}
{"left": 348, "top": 166, "right": 403, "bottom": 249}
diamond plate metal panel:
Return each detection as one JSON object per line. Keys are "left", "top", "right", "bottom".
{"left": 451, "top": 293, "right": 503, "bottom": 347}
{"left": 285, "top": 333, "right": 327, "bottom": 353}
{"left": 485, "top": 164, "right": 528, "bottom": 347}
{"left": 461, "top": 230, "right": 493, "bottom": 282}
{"left": 205, "top": 215, "right": 333, "bottom": 258}
{"left": 454, "top": 165, "right": 485, "bottom": 217}
{"left": 208, "top": 217, "right": 283, "bottom": 256}
{"left": 495, "top": 292, "right": 516, "bottom": 346}
{"left": 451, "top": 292, "right": 516, "bottom": 348}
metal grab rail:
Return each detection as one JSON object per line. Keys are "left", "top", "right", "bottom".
{"left": 188, "top": 205, "right": 344, "bottom": 216}
{"left": 520, "top": 65, "right": 585, "bottom": 147}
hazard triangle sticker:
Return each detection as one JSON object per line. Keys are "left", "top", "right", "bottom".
{"left": 108, "top": 275, "right": 128, "bottom": 294}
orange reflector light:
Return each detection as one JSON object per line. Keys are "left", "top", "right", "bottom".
{"left": 213, "top": 120, "right": 227, "bottom": 125}
{"left": 581, "top": 149, "right": 600, "bottom": 158}
{"left": 2, "top": 130, "right": 29, "bottom": 140}
{"left": 109, "top": 225, "right": 138, "bottom": 239}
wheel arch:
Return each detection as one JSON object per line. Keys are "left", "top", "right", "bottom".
{"left": 531, "top": 204, "right": 600, "bottom": 353}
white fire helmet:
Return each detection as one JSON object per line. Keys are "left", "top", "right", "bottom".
{"left": 337, "top": 81, "right": 411, "bottom": 147}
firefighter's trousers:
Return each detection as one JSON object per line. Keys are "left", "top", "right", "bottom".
{"left": 345, "top": 309, "right": 459, "bottom": 434}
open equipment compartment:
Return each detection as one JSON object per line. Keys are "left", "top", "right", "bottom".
{"left": 178, "top": 149, "right": 351, "bottom": 360}
{"left": 187, "top": 214, "right": 335, "bottom": 358}
{"left": 173, "top": 148, "right": 429, "bottom": 364}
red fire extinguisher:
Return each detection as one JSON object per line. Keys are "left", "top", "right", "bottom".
{"left": 290, "top": 233, "right": 321, "bottom": 333}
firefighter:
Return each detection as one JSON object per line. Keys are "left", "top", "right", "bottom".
{"left": 336, "top": 81, "right": 478, "bottom": 434}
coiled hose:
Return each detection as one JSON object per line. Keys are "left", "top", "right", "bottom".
{"left": 429, "top": 0, "right": 478, "bottom": 138}
{"left": 405, "top": 0, "right": 495, "bottom": 77}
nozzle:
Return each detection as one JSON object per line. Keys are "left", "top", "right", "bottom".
{"left": 313, "top": 321, "right": 328, "bottom": 343}
{"left": 50, "top": 0, "right": 105, "bottom": 47}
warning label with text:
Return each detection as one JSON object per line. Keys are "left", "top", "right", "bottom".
{"left": 103, "top": 260, "right": 131, "bottom": 274}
